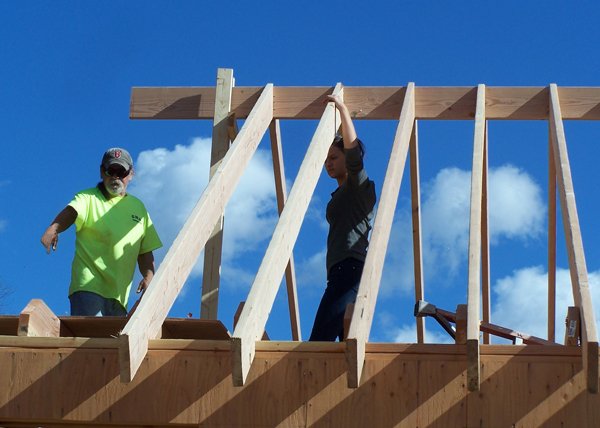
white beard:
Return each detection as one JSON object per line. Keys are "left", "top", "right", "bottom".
{"left": 106, "top": 180, "right": 125, "bottom": 196}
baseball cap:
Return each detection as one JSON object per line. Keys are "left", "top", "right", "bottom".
{"left": 101, "top": 148, "right": 133, "bottom": 170}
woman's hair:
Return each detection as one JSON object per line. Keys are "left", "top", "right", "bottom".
{"left": 332, "top": 134, "right": 365, "bottom": 158}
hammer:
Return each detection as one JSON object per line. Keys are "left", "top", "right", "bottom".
{"left": 413, "top": 300, "right": 456, "bottom": 340}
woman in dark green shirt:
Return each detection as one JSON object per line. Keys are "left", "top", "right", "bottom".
{"left": 309, "top": 95, "right": 377, "bottom": 341}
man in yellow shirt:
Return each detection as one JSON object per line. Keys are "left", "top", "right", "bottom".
{"left": 41, "top": 148, "right": 162, "bottom": 316}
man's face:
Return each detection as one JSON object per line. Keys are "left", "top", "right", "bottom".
{"left": 100, "top": 164, "right": 133, "bottom": 196}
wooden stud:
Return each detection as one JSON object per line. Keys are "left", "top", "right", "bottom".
{"left": 201, "top": 68, "right": 235, "bottom": 320}
{"left": 343, "top": 303, "right": 354, "bottom": 341}
{"left": 118, "top": 84, "right": 274, "bottom": 383}
{"left": 455, "top": 304, "right": 467, "bottom": 345}
{"left": 481, "top": 120, "right": 491, "bottom": 344}
{"left": 131, "top": 86, "right": 600, "bottom": 121}
{"left": 231, "top": 83, "right": 344, "bottom": 386}
{"left": 548, "top": 123, "right": 557, "bottom": 342}
{"left": 564, "top": 306, "right": 581, "bottom": 346}
{"left": 549, "top": 83, "right": 599, "bottom": 392}
{"left": 346, "top": 83, "right": 416, "bottom": 388}
{"left": 269, "top": 120, "right": 301, "bottom": 341}
{"left": 466, "top": 84, "right": 486, "bottom": 392}
{"left": 17, "top": 299, "right": 60, "bottom": 338}
{"left": 409, "top": 120, "right": 426, "bottom": 344}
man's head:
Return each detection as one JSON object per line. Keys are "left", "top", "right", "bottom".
{"left": 100, "top": 148, "right": 134, "bottom": 197}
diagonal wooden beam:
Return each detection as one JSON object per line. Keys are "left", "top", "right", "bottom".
{"left": 118, "top": 84, "right": 274, "bottom": 383}
{"left": 18, "top": 299, "right": 60, "bottom": 337}
{"left": 231, "top": 83, "right": 343, "bottom": 386}
{"left": 466, "top": 84, "right": 486, "bottom": 392}
{"left": 409, "top": 120, "right": 426, "bottom": 343}
{"left": 548, "top": 83, "right": 599, "bottom": 393}
{"left": 269, "top": 120, "right": 301, "bottom": 341}
{"left": 346, "top": 83, "right": 415, "bottom": 388}
{"left": 201, "top": 68, "right": 235, "bottom": 320}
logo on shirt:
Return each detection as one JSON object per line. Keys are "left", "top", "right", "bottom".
{"left": 131, "top": 214, "right": 142, "bottom": 223}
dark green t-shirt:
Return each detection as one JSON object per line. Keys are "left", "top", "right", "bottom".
{"left": 326, "top": 143, "right": 376, "bottom": 271}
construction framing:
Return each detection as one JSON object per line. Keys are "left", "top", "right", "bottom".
{"left": 2, "top": 69, "right": 599, "bottom": 426}
{"left": 122, "top": 71, "right": 599, "bottom": 392}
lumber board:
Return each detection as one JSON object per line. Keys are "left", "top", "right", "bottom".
{"left": 131, "top": 86, "right": 600, "bottom": 120}
{"left": 1, "top": 345, "right": 597, "bottom": 427}
{"left": 409, "top": 121, "right": 425, "bottom": 344}
{"left": 465, "top": 84, "right": 486, "bottom": 392}
{"left": 269, "top": 119, "right": 301, "bottom": 341}
{"left": 481, "top": 120, "right": 491, "bottom": 344}
{"left": 549, "top": 84, "right": 599, "bottom": 392}
{"left": 201, "top": 68, "right": 235, "bottom": 320}
{"left": 346, "top": 83, "right": 415, "bottom": 388}
{"left": 118, "top": 84, "right": 274, "bottom": 383}
{"left": 231, "top": 83, "right": 343, "bottom": 386}
{"left": 17, "top": 299, "right": 60, "bottom": 338}
{"left": 548, "top": 128, "right": 557, "bottom": 342}
{"left": 0, "top": 316, "right": 19, "bottom": 336}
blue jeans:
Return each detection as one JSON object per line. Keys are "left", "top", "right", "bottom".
{"left": 309, "top": 258, "right": 364, "bottom": 341}
{"left": 69, "top": 291, "right": 127, "bottom": 316}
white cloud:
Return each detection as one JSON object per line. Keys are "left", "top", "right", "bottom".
{"left": 387, "top": 323, "right": 453, "bottom": 344}
{"left": 296, "top": 247, "right": 327, "bottom": 291}
{"left": 0, "top": 219, "right": 6, "bottom": 233}
{"left": 129, "top": 137, "right": 278, "bottom": 280}
{"left": 492, "top": 266, "right": 600, "bottom": 343}
{"left": 380, "top": 165, "right": 546, "bottom": 294}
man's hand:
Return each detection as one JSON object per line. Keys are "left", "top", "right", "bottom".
{"left": 41, "top": 206, "right": 77, "bottom": 254}
{"left": 137, "top": 276, "right": 151, "bottom": 293}
{"left": 41, "top": 226, "right": 59, "bottom": 254}
{"left": 137, "top": 252, "right": 155, "bottom": 293}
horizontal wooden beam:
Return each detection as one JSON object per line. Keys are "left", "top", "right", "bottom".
{"left": 118, "top": 84, "right": 274, "bottom": 383}
{"left": 130, "top": 86, "right": 600, "bottom": 120}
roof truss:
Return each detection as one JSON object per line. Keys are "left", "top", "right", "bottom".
{"left": 124, "top": 71, "right": 599, "bottom": 393}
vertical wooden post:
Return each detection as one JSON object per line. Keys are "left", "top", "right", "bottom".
{"left": 481, "top": 120, "right": 491, "bottom": 344}
{"left": 201, "top": 68, "right": 235, "bottom": 320}
{"left": 269, "top": 120, "right": 301, "bottom": 341}
{"left": 466, "top": 84, "right": 486, "bottom": 392}
{"left": 409, "top": 121, "right": 426, "bottom": 344}
{"left": 548, "top": 122, "right": 557, "bottom": 342}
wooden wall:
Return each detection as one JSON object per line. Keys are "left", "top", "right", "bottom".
{"left": 0, "top": 343, "right": 597, "bottom": 427}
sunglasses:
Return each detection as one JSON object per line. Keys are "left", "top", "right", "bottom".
{"left": 104, "top": 166, "right": 130, "bottom": 179}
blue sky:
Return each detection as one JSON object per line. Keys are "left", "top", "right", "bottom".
{"left": 1, "top": 1, "right": 600, "bottom": 343}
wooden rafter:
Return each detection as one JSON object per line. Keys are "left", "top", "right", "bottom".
{"left": 269, "top": 120, "right": 301, "bottom": 341}
{"left": 131, "top": 86, "right": 600, "bottom": 121}
{"left": 466, "top": 84, "right": 486, "bottom": 392}
{"left": 231, "top": 83, "right": 343, "bottom": 386}
{"left": 118, "top": 84, "right": 274, "bottom": 383}
{"left": 548, "top": 84, "right": 599, "bottom": 392}
{"left": 201, "top": 68, "right": 235, "bottom": 320}
{"left": 346, "top": 83, "right": 415, "bottom": 388}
